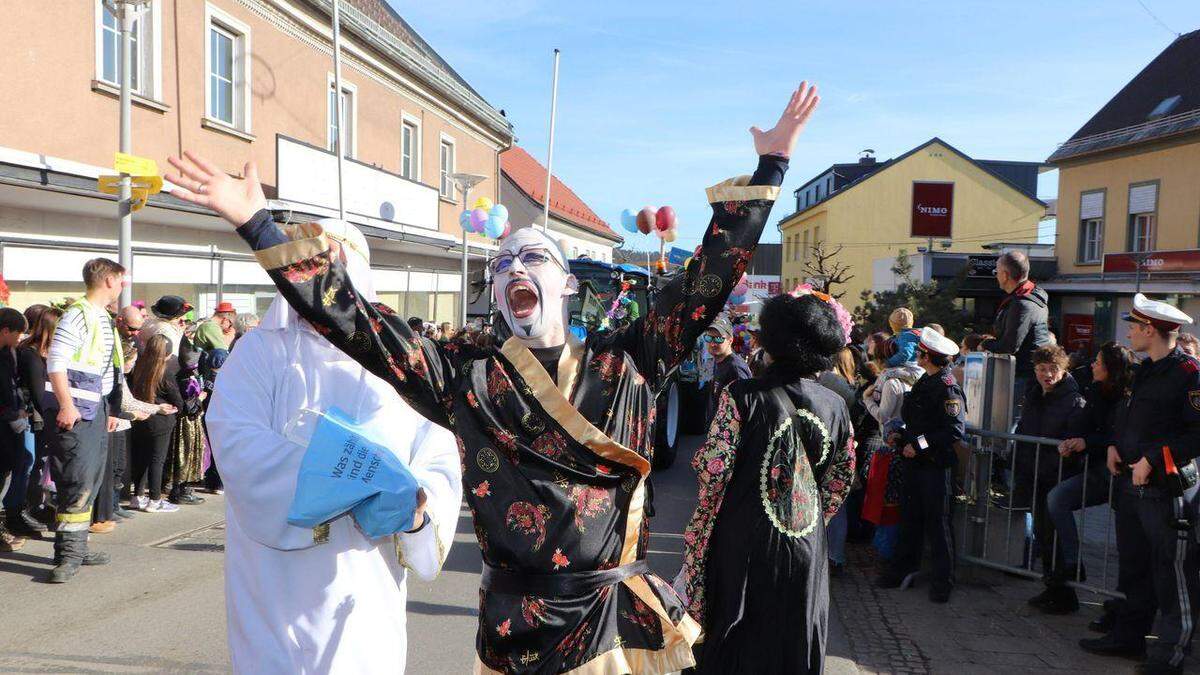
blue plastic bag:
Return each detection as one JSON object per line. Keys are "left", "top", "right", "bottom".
{"left": 286, "top": 407, "right": 421, "bottom": 539}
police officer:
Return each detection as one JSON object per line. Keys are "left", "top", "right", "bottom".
{"left": 1080, "top": 294, "right": 1200, "bottom": 675}
{"left": 878, "top": 327, "right": 965, "bottom": 603}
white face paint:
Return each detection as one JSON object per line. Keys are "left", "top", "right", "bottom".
{"left": 490, "top": 228, "right": 576, "bottom": 347}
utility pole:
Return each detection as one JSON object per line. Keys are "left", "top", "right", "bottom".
{"left": 541, "top": 49, "right": 560, "bottom": 232}
{"left": 451, "top": 173, "right": 487, "bottom": 327}
{"left": 331, "top": 0, "right": 347, "bottom": 219}
{"left": 106, "top": 0, "right": 150, "bottom": 308}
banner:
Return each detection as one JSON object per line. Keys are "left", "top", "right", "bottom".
{"left": 911, "top": 181, "right": 954, "bottom": 238}
{"left": 666, "top": 246, "right": 691, "bottom": 265}
{"left": 1103, "top": 249, "right": 1200, "bottom": 274}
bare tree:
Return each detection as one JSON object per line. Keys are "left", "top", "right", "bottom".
{"left": 801, "top": 242, "right": 855, "bottom": 299}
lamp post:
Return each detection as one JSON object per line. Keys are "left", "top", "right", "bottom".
{"left": 103, "top": 0, "right": 151, "bottom": 308}
{"left": 451, "top": 172, "right": 487, "bottom": 328}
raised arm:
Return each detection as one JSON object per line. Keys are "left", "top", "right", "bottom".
{"left": 612, "top": 84, "right": 819, "bottom": 385}
{"left": 165, "top": 153, "right": 454, "bottom": 427}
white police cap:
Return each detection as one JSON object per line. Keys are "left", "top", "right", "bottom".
{"left": 918, "top": 326, "right": 959, "bottom": 357}
{"left": 1122, "top": 293, "right": 1193, "bottom": 331}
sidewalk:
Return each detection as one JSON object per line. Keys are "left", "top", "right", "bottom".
{"left": 829, "top": 542, "right": 1125, "bottom": 674}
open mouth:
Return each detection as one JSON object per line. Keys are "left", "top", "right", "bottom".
{"left": 505, "top": 280, "right": 540, "bottom": 320}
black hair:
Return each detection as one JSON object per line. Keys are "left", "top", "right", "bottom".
{"left": 407, "top": 317, "right": 424, "bottom": 331}
{"left": 758, "top": 294, "right": 844, "bottom": 381}
{"left": 0, "top": 307, "right": 28, "bottom": 334}
{"left": 924, "top": 350, "right": 952, "bottom": 368}
{"left": 1095, "top": 340, "right": 1136, "bottom": 398}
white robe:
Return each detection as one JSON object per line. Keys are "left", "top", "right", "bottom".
{"left": 207, "top": 293, "right": 461, "bottom": 675}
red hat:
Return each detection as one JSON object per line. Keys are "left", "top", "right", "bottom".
{"left": 214, "top": 302, "right": 237, "bottom": 315}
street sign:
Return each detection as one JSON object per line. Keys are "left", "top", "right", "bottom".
{"left": 114, "top": 152, "right": 158, "bottom": 176}
{"left": 666, "top": 246, "right": 690, "bottom": 265}
{"left": 911, "top": 181, "right": 954, "bottom": 238}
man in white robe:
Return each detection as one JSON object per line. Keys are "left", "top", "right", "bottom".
{"left": 206, "top": 219, "right": 461, "bottom": 674}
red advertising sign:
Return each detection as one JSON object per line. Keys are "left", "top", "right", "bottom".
{"left": 1102, "top": 249, "right": 1200, "bottom": 274}
{"left": 1062, "top": 314, "right": 1094, "bottom": 353}
{"left": 911, "top": 182, "right": 954, "bottom": 238}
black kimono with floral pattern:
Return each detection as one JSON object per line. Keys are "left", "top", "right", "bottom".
{"left": 235, "top": 157, "right": 787, "bottom": 674}
{"left": 680, "top": 375, "right": 854, "bottom": 674}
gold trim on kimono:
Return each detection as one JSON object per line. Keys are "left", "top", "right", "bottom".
{"left": 254, "top": 221, "right": 331, "bottom": 270}
{"left": 500, "top": 336, "right": 650, "bottom": 477}
{"left": 705, "top": 175, "right": 781, "bottom": 204}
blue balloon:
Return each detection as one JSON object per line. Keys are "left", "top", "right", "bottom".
{"left": 729, "top": 294, "right": 746, "bottom": 305}
{"left": 620, "top": 209, "right": 639, "bottom": 233}
{"left": 484, "top": 215, "right": 506, "bottom": 239}
{"left": 489, "top": 203, "right": 509, "bottom": 223}
{"left": 459, "top": 210, "right": 472, "bottom": 231}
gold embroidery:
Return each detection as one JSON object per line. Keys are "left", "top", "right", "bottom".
{"left": 477, "top": 447, "right": 500, "bottom": 473}
{"left": 321, "top": 285, "right": 339, "bottom": 307}
{"left": 312, "top": 522, "right": 331, "bottom": 545}
{"left": 518, "top": 650, "right": 539, "bottom": 666}
{"left": 704, "top": 175, "right": 780, "bottom": 204}
{"left": 522, "top": 411, "right": 545, "bottom": 435}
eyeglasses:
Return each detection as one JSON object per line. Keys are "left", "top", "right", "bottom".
{"left": 487, "top": 245, "right": 562, "bottom": 275}
{"left": 702, "top": 334, "right": 727, "bottom": 344}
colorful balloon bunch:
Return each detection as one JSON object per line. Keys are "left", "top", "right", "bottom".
{"left": 459, "top": 197, "right": 511, "bottom": 239}
{"left": 619, "top": 206, "right": 678, "bottom": 243}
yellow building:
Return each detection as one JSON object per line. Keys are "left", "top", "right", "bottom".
{"left": 1046, "top": 29, "right": 1200, "bottom": 348}
{"left": 778, "top": 138, "right": 1047, "bottom": 316}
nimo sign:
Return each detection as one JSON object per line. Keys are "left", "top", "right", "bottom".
{"left": 911, "top": 181, "right": 954, "bottom": 238}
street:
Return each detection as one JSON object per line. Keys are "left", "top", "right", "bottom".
{"left": 0, "top": 436, "right": 1139, "bottom": 673}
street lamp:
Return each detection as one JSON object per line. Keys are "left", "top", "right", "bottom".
{"left": 103, "top": 0, "right": 152, "bottom": 308}
{"left": 451, "top": 172, "right": 487, "bottom": 327}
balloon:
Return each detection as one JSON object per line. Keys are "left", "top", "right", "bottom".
{"left": 655, "top": 206, "right": 676, "bottom": 233}
{"left": 663, "top": 230, "right": 677, "bottom": 243}
{"left": 636, "top": 207, "right": 656, "bottom": 235}
{"left": 501, "top": 221, "right": 512, "bottom": 238}
{"left": 729, "top": 294, "right": 746, "bottom": 305}
{"left": 489, "top": 203, "right": 509, "bottom": 223}
{"left": 484, "top": 216, "right": 506, "bottom": 239}
{"left": 733, "top": 281, "right": 750, "bottom": 296}
{"left": 470, "top": 208, "right": 489, "bottom": 232}
{"left": 459, "top": 210, "right": 472, "bottom": 231}
{"left": 620, "top": 209, "right": 638, "bottom": 233}
{"left": 473, "top": 197, "right": 494, "bottom": 211}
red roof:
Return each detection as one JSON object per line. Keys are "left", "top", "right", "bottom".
{"left": 501, "top": 146, "right": 620, "bottom": 241}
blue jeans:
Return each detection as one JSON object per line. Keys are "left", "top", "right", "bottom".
{"left": 828, "top": 503, "right": 848, "bottom": 564}
{"left": 2, "top": 428, "right": 34, "bottom": 512}
{"left": 1045, "top": 464, "right": 1112, "bottom": 569}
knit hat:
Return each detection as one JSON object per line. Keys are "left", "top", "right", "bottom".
{"left": 888, "top": 307, "right": 914, "bottom": 333}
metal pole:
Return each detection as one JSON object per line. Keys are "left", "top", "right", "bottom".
{"left": 540, "top": 49, "right": 560, "bottom": 232}
{"left": 331, "top": 0, "right": 346, "bottom": 220}
{"left": 118, "top": 2, "right": 134, "bottom": 308}
{"left": 461, "top": 188, "right": 470, "bottom": 327}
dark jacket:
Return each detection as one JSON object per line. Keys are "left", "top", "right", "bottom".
{"left": 1114, "top": 348, "right": 1200, "bottom": 493}
{"left": 0, "top": 347, "right": 25, "bottom": 424}
{"left": 15, "top": 346, "right": 48, "bottom": 430}
{"left": 983, "top": 283, "right": 1051, "bottom": 378}
{"left": 817, "top": 371, "right": 857, "bottom": 413}
{"left": 898, "top": 366, "right": 966, "bottom": 466}
{"left": 136, "top": 362, "right": 183, "bottom": 435}
{"left": 1012, "top": 373, "right": 1087, "bottom": 506}
{"left": 1078, "top": 380, "right": 1124, "bottom": 463}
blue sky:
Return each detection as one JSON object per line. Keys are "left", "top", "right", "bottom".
{"left": 393, "top": 0, "right": 1198, "bottom": 249}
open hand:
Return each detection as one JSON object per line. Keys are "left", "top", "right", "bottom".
{"left": 165, "top": 151, "right": 266, "bottom": 227}
{"left": 1106, "top": 446, "right": 1121, "bottom": 476}
{"left": 902, "top": 444, "right": 917, "bottom": 459}
{"left": 1130, "top": 457, "right": 1152, "bottom": 486}
{"left": 750, "top": 81, "right": 820, "bottom": 159}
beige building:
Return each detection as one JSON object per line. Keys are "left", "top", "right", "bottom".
{"left": 1046, "top": 29, "right": 1200, "bottom": 349}
{"left": 0, "top": 0, "right": 513, "bottom": 324}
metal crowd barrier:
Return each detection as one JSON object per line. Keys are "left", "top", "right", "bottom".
{"left": 956, "top": 428, "right": 1123, "bottom": 599}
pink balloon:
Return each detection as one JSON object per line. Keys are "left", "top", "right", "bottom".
{"left": 501, "top": 221, "right": 512, "bottom": 238}
{"left": 470, "top": 208, "right": 489, "bottom": 233}
{"left": 636, "top": 207, "right": 656, "bottom": 235}
{"left": 655, "top": 206, "right": 676, "bottom": 232}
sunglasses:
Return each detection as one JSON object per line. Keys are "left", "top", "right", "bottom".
{"left": 487, "top": 245, "right": 562, "bottom": 276}
{"left": 702, "top": 334, "right": 727, "bottom": 344}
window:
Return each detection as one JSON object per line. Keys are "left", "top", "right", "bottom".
{"left": 96, "top": 0, "right": 160, "bottom": 98}
{"left": 816, "top": 184, "right": 823, "bottom": 201}
{"left": 401, "top": 116, "right": 420, "bottom": 180}
{"left": 439, "top": 135, "right": 456, "bottom": 198}
{"left": 802, "top": 229, "right": 810, "bottom": 261}
{"left": 1079, "top": 219, "right": 1103, "bottom": 263}
{"left": 327, "top": 78, "right": 356, "bottom": 158}
{"left": 1127, "top": 182, "right": 1158, "bottom": 253}
{"left": 205, "top": 5, "right": 251, "bottom": 131}
{"left": 813, "top": 226, "right": 821, "bottom": 248}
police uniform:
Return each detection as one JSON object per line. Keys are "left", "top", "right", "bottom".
{"left": 1081, "top": 294, "right": 1200, "bottom": 674}
{"left": 879, "top": 327, "right": 965, "bottom": 603}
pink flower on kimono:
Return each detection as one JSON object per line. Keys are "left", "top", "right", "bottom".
{"left": 684, "top": 530, "right": 696, "bottom": 545}
{"left": 551, "top": 548, "right": 571, "bottom": 570}
{"left": 706, "top": 458, "right": 726, "bottom": 475}
{"left": 497, "top": 618, "right": 511, "bottom": 637}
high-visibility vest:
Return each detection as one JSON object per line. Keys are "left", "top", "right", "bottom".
{"left": 51, "top": 299, "right": 123, "bottom": 421}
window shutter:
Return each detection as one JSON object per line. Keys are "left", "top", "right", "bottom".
{"left": 1128, "top": 183, "right": 1157, "bottom": 214}
{"left": 1079, "top": 191, "right": 1104, "bottom": 220}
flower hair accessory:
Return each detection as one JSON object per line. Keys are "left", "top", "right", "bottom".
{"left": 790, "top": 283, "right": 852, "bottom": 346}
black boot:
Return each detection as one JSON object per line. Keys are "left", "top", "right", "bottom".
{"left": 7, "top": 510, "right": 47, "bottom": 537}
{"left": 1039, "top": 586, "right": 1079, "bottom": 615}
{"left": 1028, "top": 587, "right": 1057, "bottom": 608}
{"left": 1079, "top": 634, "right": 1145, "bottom": 660}
{"left": 47, "top": 530, "right": 87, "bottom": 584}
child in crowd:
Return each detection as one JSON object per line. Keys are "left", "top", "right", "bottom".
{"left": 886, "top": 307, "right": 921, "bottom": 368}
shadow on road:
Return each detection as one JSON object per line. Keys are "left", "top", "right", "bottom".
{"left": 407, "top": 599, "right": 480, "bottom": 617}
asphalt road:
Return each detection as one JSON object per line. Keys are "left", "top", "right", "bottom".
{"left": 0, "top": 435, "right": 857, "bottom": 673}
